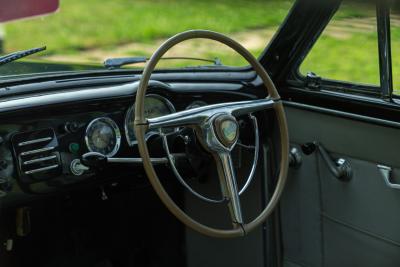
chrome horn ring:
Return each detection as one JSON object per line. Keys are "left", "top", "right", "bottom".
{"left": 161, "top": 114, "right": 260, "bottom": 204}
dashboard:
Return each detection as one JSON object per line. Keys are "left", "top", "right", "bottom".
{"left": 0, "top": 74, "right": 264, "bottom": 206}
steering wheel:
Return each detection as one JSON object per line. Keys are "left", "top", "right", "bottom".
{"left": 134, "top": 30, "right": 289, "bottom": 238}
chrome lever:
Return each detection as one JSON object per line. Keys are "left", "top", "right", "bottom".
{"left": 108, "top": 157, "right": 168, "bottom": 164}
{"left": 81, "top": 152, "right": 171, "bottom": 167}
{"left": 301, "top": 142, "right": 352, "bottom": 181}
{"left": 316, "top": 143, "right": 352, "bottom": 181}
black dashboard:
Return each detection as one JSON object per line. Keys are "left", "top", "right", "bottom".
{"left": 0, "top": 72, "right": 265, "bottom": 206}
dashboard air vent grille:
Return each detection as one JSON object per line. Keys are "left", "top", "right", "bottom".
{"left": 11, "top": 128, "right": 62, "bottom": 183}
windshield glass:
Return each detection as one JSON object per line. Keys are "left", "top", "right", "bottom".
{"left": 0, "top": 0, "right": 293, "bottom": 78}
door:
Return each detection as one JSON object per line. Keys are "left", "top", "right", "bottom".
{"left": 275, "top": 1, "right": 400, "bottom": 266}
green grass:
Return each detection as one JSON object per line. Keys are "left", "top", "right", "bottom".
{"left": 298, "top": 3, "right": 400, "bottom": 93}
{"left": 390, "top": 27, "right": 400, "bottom": 92}
{"left": 300, "top": 1, "right": 379, "bottom": 85}
{"left": 300, "top": 32, "right": 381, "bottom": 86}
{"left": 4, "top": 0, "right": 293, "bottom": 53}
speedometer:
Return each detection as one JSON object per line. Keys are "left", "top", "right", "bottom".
{"left": 85, "top": 117, "right": 121, "bottom": 157}
{"left": 125, "top": 94, "right": 175, "bottom": 146}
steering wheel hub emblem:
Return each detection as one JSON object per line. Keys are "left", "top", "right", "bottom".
{"left": 213, "top": 114, "right": 239, "bottom": 148}
{"left": 221, "top": 120, "right": 237, "bottom": 141}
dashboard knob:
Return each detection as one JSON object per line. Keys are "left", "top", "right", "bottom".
{"left": 70, "top": 159, "right": 89, "bottom": 176}
{"left": 64, "top": 122, "right": 80, "bottom": 133}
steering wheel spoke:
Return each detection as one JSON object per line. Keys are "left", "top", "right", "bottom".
{"left": 215, "top": 152, "right": 243, "bottom": 226}
{"left": 146, "top": 98, "right": 275, "bottom": 130}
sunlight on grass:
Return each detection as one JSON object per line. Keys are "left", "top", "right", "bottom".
{"left": 300, "top": 31, "right": 380, "bottom": 86}
{"left": 4, "top": 0, "right": 293, "bottom": 54}
{"left": 300, "top": 2, "right": 381, "bottom": 87}
{"left": 390, "top": 21, "right": 400, "bottom": 93}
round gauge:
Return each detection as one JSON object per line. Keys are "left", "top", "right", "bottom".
{"left": 186, "top": 100, "right": 207, "bottom": 110}
{"left": 85, "top": 117, "right": 121, "bottom": 157}
{"left": 125, "top": 94, "right": 175, "bottom": 146}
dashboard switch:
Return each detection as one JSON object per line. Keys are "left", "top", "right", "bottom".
{"left": 70, "top": 159, "right": 89, "bottom": 176}
{"left": 68, "top": 143, "right": 80, "bottom": 154}
{"left": 64, "top": 121, "right": 80, "bottom": 133}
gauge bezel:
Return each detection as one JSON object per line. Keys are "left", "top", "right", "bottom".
{"left": 185, "top": 100, "right": 207, "bottom": 110}
{"left": 124, "top": 94, "right": 176, "bottom": 146}
{"left": 85, "top": 117, "right": 121, "bottom": 157}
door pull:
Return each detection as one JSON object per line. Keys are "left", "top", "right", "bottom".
{"left": 377, "top": 164, "right": 400, "bottom": 190}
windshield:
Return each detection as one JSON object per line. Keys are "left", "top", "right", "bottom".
{"left": 0, "top": 0, "right": 293, "bottom": 78}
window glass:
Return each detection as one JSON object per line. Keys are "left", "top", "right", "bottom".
{"left": 390, "top": 7, "right": 400, "bottom": 94}
{"left": 0, "top": 0, "right": 294, "bottom": 78}
{"left": 300, "top": 2, "right": 379, "bottom": 86}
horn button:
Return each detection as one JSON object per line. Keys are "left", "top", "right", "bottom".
{"left": 213, "top": 114, "right": 239, "bottom": 149}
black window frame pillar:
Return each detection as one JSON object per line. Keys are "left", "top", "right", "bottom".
{"left": 376, "top": 1, "right": 393, "bottom": 100}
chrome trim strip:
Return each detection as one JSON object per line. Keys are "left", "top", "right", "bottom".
{"left": 23, "top": 155, "right": 57, "bottom": 165}
{"left": 0, "top": 78, "right": 256, "bottom": 114}
{"left": 20, "top": 146, "right": 54, "bottom": 156}
{"left": 108, "top": 157, "right": 169, "bottom": 164}
{"left": 25, "top": 164, "right": 59, "bottom": 174}
{"left": 18, "top": 137, "right": 52, "bottom": 147}
{"left": 0, "top": 80, "right": 173, "bottom": 113}
{"left": 0, "top": 82, "right": 137, "bottom": 113}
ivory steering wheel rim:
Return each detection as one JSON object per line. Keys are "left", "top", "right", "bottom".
{"left": 134, "top": 30, "right": 289, "bottom": 238}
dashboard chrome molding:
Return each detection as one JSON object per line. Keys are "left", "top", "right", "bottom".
{"left": 0, "top": 77, "right": 255, "bottom": 115}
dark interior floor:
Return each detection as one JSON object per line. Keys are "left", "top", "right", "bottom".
{"left": 0, "top": 182, "right": 186, "bottom": 267}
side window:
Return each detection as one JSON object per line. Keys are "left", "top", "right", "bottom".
{"left": 299, "top": 2, "right": 379, "bottom": 86}
{"left": 391, "top": 8, "right": 400, "bottom": 94}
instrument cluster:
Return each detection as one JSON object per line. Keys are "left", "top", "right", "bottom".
{"left": 83, "top": 94, "right": 208, "bottom": 157}
{"left": 84, "top": 94, "right": 179, "bottom": 156}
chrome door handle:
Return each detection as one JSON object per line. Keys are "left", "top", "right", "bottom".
{"left": 377, "top": 164, "right": 400, "bottom": 190}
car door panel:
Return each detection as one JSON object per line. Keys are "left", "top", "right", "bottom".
{"left": 281, "top": 104, "right": 400, "bottom": 267}
{"left": 281, "top": 148, "right": 323, "bottom": 267}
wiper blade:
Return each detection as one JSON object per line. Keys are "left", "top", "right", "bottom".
{"left": 0, "top": 46, "right": 46, "bottom": 66}
{"left": 104, "top": 57, "right": 147, "bottom": 69}
{"left": 103, "top": 56, "right": 222, "bottom": 69}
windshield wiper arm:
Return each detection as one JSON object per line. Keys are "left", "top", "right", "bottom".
{"left": 103, "top": 56, "right": 222, "bottom": 69}
{"left": 0, "top": 46, "right": 46, "bottom": 67}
